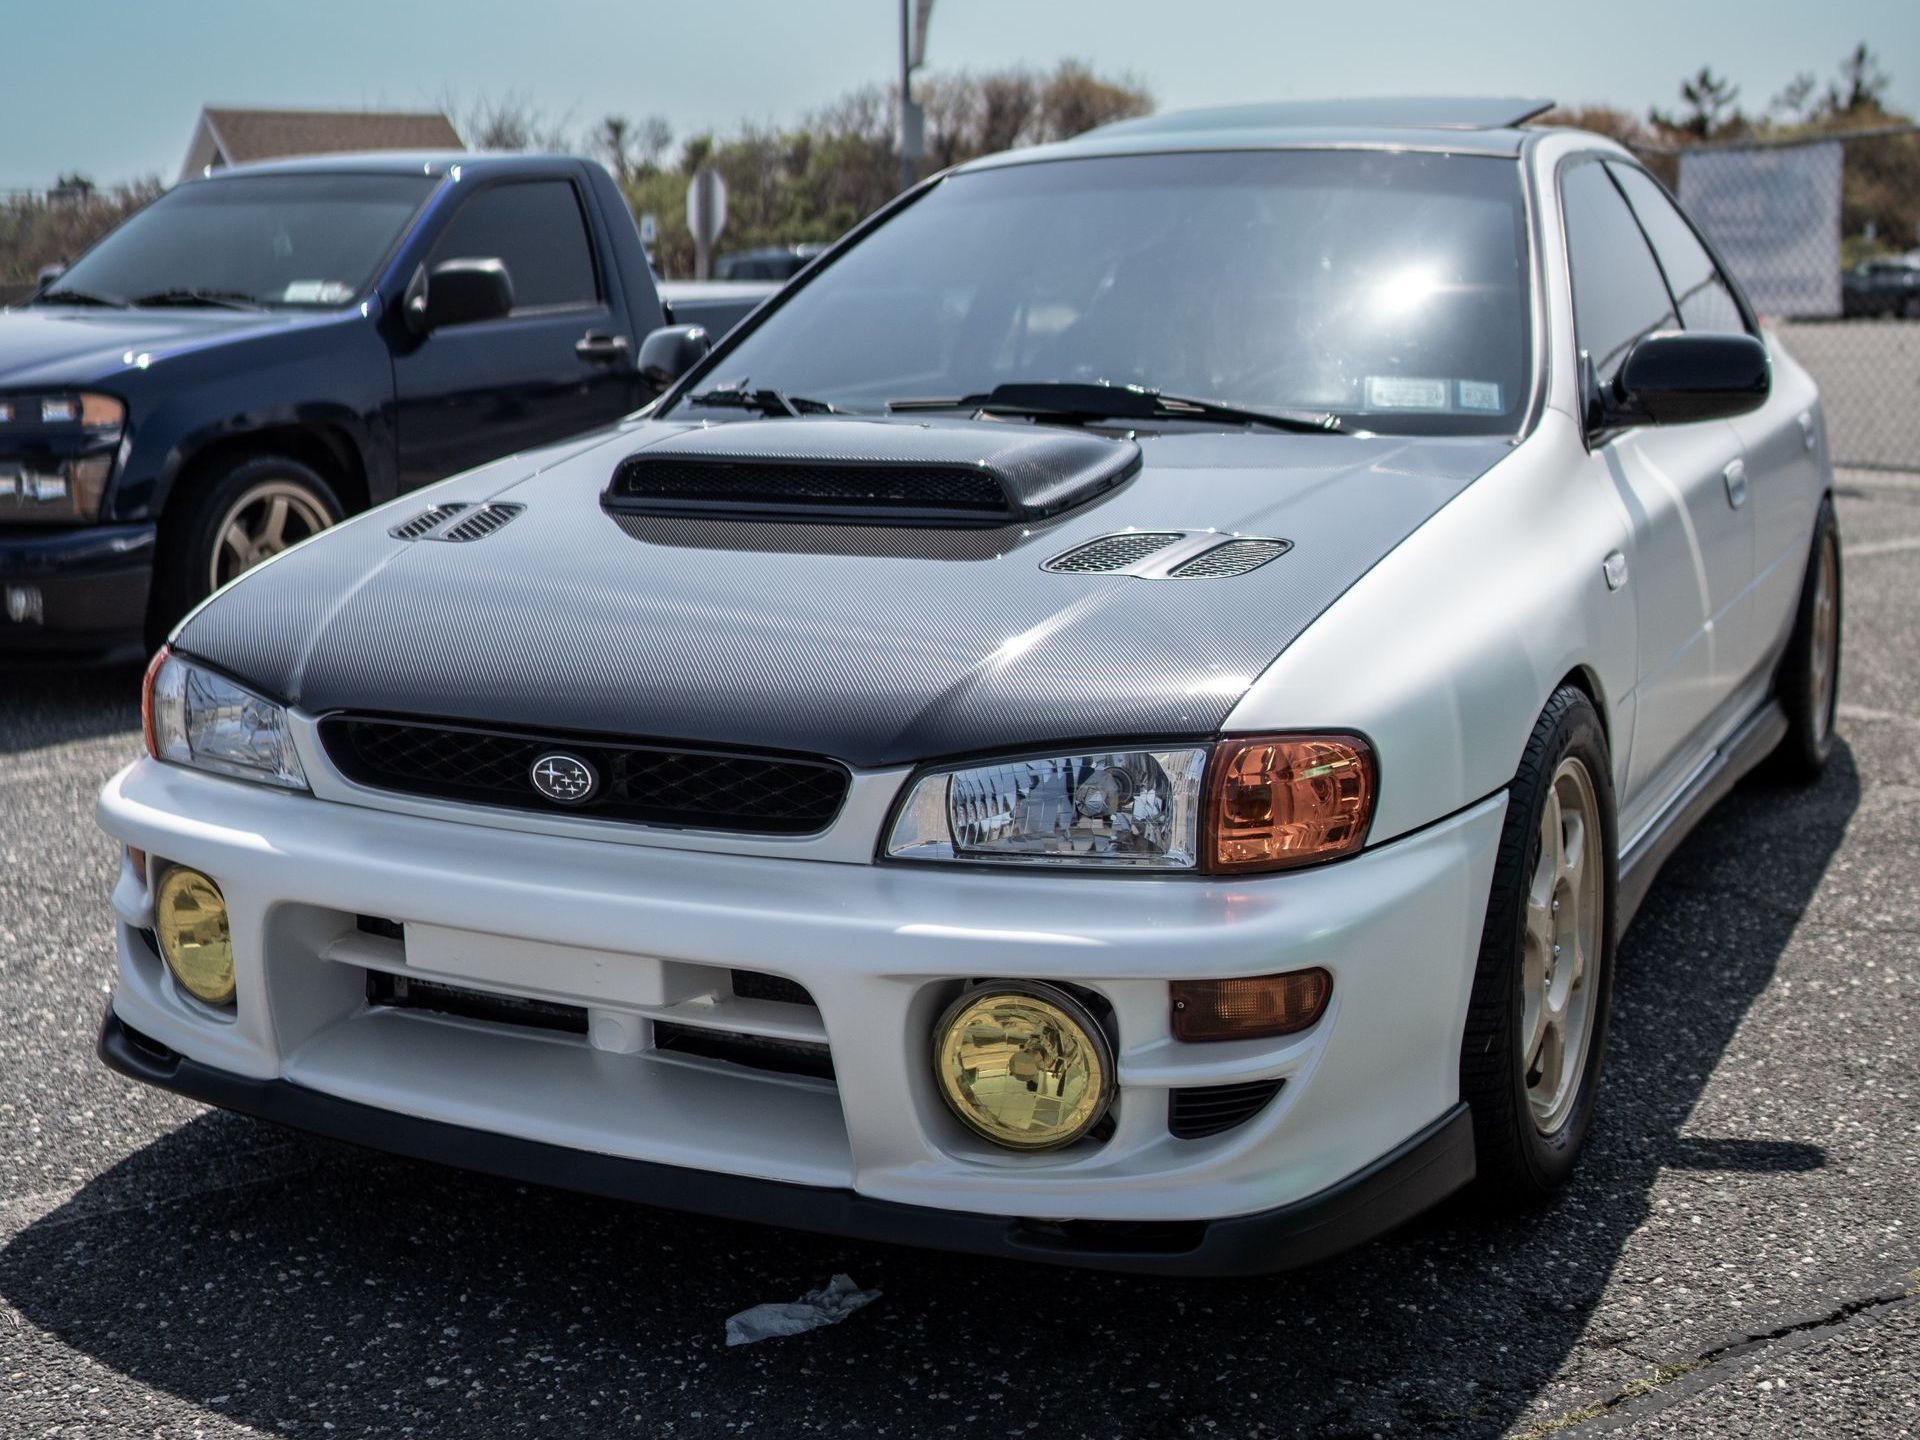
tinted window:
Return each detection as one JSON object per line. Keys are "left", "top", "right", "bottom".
{"left": 52, "top": 173, "right": 434, "bottom": 307}
{"left": 432, "top": 180, "right": 597, "bottom": 310}
{"left": 1561, "top": 160, "right": 1676, "bottom": 381}
{"left": 1607, "top": 164, "right": 1747, "bottom": 335}
{"left": 679, "top": 150, "right": 1533, "bottom": 436}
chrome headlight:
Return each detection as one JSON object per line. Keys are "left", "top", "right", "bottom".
{"left": 0, "top": 392, "right": 123, "bottom": 523}
{"left": 885, "top": 747, "right": 1210, "bottom": 869}
{"left": 885, "top": 735, "right": 1377, "bottom": 873}
{"left": 142, "top": 648, "right": 308, "bottom": 791}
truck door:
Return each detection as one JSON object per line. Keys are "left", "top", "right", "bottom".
{"left": 392, "top": 176, "right": 641, "bottom": 490}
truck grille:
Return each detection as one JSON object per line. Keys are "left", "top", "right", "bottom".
{"left": 320, "top": 715, "right": 850, "bottom": 834}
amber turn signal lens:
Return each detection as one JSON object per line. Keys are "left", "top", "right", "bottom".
{"left": 140, "top": 645, "right": 169, "bottom": 761}
{"left": 1171, "top": 968, "right": 1332, "bottom": 1042}
{"left": 1205, "top": 734, "right": 1375, "bottom": 873}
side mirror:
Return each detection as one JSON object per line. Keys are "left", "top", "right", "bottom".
{"left": 405, "top": 258, "right": 515, "bottom": 335}
{"left": 34, "top": 263, "right": 67, "bottom": 292}
{"left": 637, "top": 323, "right": 711, "bottom": 390}
{"left": 1600, "top": 330, "right": 1771, "bottom": 429}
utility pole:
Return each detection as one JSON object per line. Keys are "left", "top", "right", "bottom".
{"left": 896, "top": 0, "right": 931, "bottom": 192}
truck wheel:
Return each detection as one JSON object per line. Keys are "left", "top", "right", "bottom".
{"left": 149, "top": 455, "right": 343, "bottom": 646}
{"left": 1460, "top": 686, "right": 1618, "bottom": 1204}
{"left": 1771, "top": 497, "right": 1842, "bottom": 782}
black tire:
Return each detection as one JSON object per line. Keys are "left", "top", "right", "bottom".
{"left": 148, "top": 454, "right": 343, "bottom": 648}
{"left": 1460, "top": 685, "right": 1618, "bottom": 1204}
{"left": 1771, "top": 497, "right": 1843, "bottom": 782}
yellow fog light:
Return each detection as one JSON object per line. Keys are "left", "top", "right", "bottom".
{"left": 153, "top": 866, "right": 235, "bottom": 1005}
{"left": 933, "top": 982, "right": 1112, "bottom": 1150}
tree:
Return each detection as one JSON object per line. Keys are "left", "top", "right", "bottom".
{"left": 1770, "top": 73, "right": 1818, "bottom": 123}
{"left": 595, "top": 115, "right": 635, "bottom": 183}
{"left": 455, "top": 91, "right": 574, "bottom": 152}
{"left": 1652, "top": 66, "right": 1743, "bottom": 140}
{"left": 1826, "top": 42, "right": 1890, "bottom": 117}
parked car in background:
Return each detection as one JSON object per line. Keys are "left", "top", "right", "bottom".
{"left": 1841, "top": 256, "right": 1920, "bottom": 318}
{"left": 0, "top": 153, "right": 772, "bottom": 662}
{"left": 715, "top": 242, "right": 829, "bottom": 281}
{"left": 96, "top": 98, "right": 1840, "bottom": 1274}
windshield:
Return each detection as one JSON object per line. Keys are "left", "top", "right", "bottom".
{"left": 676, "top": 150, "right": 1533, "bottom": 436}
{"left": 50, "top": 173, "right": 437, "bottom": 309}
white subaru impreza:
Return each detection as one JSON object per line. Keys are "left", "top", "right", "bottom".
{"left": 97, "top": 97, "right": 1840, "bottom": 1274}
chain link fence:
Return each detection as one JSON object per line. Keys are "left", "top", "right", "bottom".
{"left": 1635, "top": 126, "right": 1920, "bottom": 470}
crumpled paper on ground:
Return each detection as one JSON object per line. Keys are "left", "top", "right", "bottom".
{"left": 725, "top": 1273, "right": 881, "bottom": 1346}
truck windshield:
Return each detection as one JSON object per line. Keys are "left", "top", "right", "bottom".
{"left": 677, "top": 150, "right": 1533, "bottom": 436}
{"left": 47, "top": 173, "right": 437, "bottom": 310}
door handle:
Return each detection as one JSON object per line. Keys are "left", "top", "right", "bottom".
{"left": 575, "top": 332, "right": 631, "bottom": 364}
{"left": 1722, "top": 459, "right": 1748, "bottom": 509}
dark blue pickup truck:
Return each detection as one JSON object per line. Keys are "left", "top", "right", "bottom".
{"left": 0, "top": 152, "right": 773, "bottom": 661}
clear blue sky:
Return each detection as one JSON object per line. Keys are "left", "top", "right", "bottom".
{"left": 4, "top": 0, "right": 1915, "bottom": 187}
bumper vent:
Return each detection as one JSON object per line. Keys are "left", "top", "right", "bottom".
{"left": 388, "top": 503, "right": 469, "bottom": 540}
{"left": 320, "top": 715, "right": 850, "bottom": 835}
{"left": 1044, "top": 532, "right": 1185, "bottom": 574}
{"left": 1168, "top": 1080, "right": 1284, "bottom": 1139}
{"left": 435, "top": 502, "right": 524, "bottom": 542}
{"left": 1170, "top": 537, "right": 1292, "bottom": 578}
{"left": 367, "top": 971, "right": 589, "bottom": 1035}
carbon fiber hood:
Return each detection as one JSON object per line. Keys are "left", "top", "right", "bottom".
{"left": 177, "top": 417, "right": 1509, "bottom": 768}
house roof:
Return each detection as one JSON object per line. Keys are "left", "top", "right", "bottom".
{"left": 183, "top": 107, "right": 463, "bottom": 178}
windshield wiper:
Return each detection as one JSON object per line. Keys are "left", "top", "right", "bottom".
{"left": 890, "top": 382, "right": 1342, "bottom": 435}
{"left": 685, "top": 385, "right": 845, "bottom": 418}
{"left": 130, "top": 288, "right": 267, "bottom": 312}
{"left": 35, "top": 286, "right": 130, "bottom": 308}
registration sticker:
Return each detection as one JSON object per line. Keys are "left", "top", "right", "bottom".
{"left": 1364, "top": 376, "right": 1450, "bottom": 411}
{"left": 1458, "top": 379, "right": 1504, "bottom": 412}
{"left": 282, "top": 280, "right": 354, "bottom": 304}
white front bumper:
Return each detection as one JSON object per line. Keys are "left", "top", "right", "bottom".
{"left": 98, "top": 758, "right": 1504, "bottom": 1224}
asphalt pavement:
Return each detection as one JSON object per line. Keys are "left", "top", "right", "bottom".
{"left": 2, "top": 471, "right": 1916, "bottom": 1438}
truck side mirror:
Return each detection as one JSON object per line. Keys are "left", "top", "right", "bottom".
{"left": 34, "top": 263, "right": 67, "bottom": 292}
{"left": 637, "top": 324, "right": 711, "bottom": 390}
{"left": 405, "top": 258, "right": 515, "bottom": 335}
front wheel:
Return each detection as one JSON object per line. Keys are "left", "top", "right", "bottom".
{"left": 149, "top": 455, "right": 342, "bottom": 646}
{"left": 1460, "top": 686, "right": 1618, "bottom": 1202}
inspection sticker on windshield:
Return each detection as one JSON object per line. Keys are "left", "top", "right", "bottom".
{"left": 1365, "top": 376, "right": 1450, "bottom": 411}
{"left": 1457, "top": 380, "right": 1504, "bottom": 412}
{"left": 282, "top": 280, "right": 353, "bottom": 304}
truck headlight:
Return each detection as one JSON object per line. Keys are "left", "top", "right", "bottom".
{"left": 142, "top": 647, "right": 309, "bottom": 792}
{"left": 0, "top": 392, "right": 124, "bottom": 523}
{"left": 883, "top": 735, "right": 1374, "bottom": 873}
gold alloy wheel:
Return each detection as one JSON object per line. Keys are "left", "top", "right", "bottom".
{"left": 208, "top": 480, "right": 333, "bottom": 590}
{"left": 1810, "top": 527, "right": 1840, "bottom": 745}
{"left": 1522, "top": 755, "right": 1604, "bottom": 1134}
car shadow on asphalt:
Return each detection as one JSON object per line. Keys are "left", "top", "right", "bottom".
{"left": 0, "top": 744, "right": 1861, "bottom": 1439}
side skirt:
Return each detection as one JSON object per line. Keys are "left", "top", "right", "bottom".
{"left": 1617, "top": 698, "right": 1789, "bottom": 931}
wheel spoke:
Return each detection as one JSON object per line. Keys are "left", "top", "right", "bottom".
{"left": 1559, "top": 809, "right": 1586, "bottom": 892}
{"left": 221, "top": 523, "right": 250, "bottom": 561}
{"left": 260, "top": 496, "right": 290, "bottom": 550}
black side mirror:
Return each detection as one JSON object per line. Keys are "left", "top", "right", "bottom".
{"left": 34, "top": 263, "right": 67, "bottom": 292}
{"left": 1598, "top": 330, "right": 1771, "bottom": 429}
{"left": 404, "top": 258, "right": 515, "bottom": 335}
{"left": 637, "top": 324, "right": 711, "bottom": 390}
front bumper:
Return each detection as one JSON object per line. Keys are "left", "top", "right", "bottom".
{"left": 0, "top": 522, "right": 154, "bottom": 662}
{"left": 97, "top": 755, "right": 1505, "bottom": 1272}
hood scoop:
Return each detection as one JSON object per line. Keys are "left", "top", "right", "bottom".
{"left": 603, "top": 418, "right": 1140, "bottom": 528}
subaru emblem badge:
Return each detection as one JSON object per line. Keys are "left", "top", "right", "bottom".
{"left": 530, "top": 752, "right": 598, "bottom": 805}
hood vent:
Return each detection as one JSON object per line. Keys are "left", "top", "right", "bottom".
{"left": 434, "top": 503, "right": 524, "bottom": 542}
{"left": 389, "top": 503, "right": 469, "bottom": 540}
{"left": 1170, "top": 537, "right": 1292, "bottom": 578}
{"left": 604, "top": 418, "right": 1139, "bottom": 528}
{"left": 1044, "top": 531, "right": 1185, "bottom": 574}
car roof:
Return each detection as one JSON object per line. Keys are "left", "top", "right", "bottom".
{"left": 957, "top": 96, "right": 1554, "bottom": 172}
{"left": 181, "top": 151, "right": 578, "bottom": 182}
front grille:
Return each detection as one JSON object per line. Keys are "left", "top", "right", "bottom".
{"left": 1169, "top": 537, "right": 1292, "bottom": 578}
{"left": 606, "top": 457, "right": 1011, "bottom": 524}
{"left": 731, "top": 969, "right": 815, "bottom": 1007}
{"left": 367, "top": 971, "right": 589, "bottom": 1035}
{"left": 1043, "top": 531, "right": 1185, "bottom": 574}
{"left": 1168, "top": 1079, "right": 1284, "bottom": 1139}
{"left": 321, "top": 716, "right": 850, "bottom": 834}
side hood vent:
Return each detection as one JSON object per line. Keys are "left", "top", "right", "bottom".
{"left": 1043, "top": 533, "right": 1293, "bottom": 579}
{"left": 436, "top": 502, "right": 524, "bottom": 542}
{"left": 1044, "top": 531, "right": 1185, "bottom": 574}
{"left": 603, "top": 418, "right": 1140, "bottom": 528}
{"left": 389, "top": 503, "right": 469, "bottom": 540}
{"left": 1170, "top": 537, "right": 1291, "bottom": 578}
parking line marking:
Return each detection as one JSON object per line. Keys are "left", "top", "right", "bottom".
{"left": 1845, "top": 535, "right": 1920, "bottom": 559}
